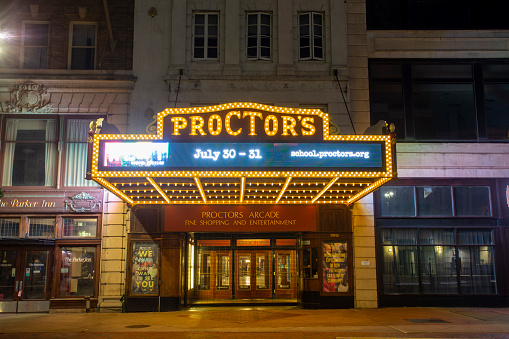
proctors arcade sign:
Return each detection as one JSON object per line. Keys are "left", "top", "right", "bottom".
{"left": 87, "top": 102, "right": 397, "bottom": 205}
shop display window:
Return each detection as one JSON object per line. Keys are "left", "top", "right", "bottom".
{"left": 59, "top": 247, "right": 95, "bottom": 296}
{"left": 0, "top": 218, "right": 20, "bottom": 237}
{"left": 381, "top": 228, "right": 497, "bottom": 295}
{"left": 62, "top": 218, "right": 97, "bottom": 237}
{"left": 28, "top": 218, "right": 55, "bottom": 238}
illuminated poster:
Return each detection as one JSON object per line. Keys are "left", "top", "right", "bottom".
{"left": 130, "top": 242, "right": 159, "bottom": 295}
{"left": 322, "top": 241, "right": 349, "bottom": 293}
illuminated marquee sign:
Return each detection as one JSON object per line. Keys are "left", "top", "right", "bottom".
{"left": 101, "top": 141, "right": 384, "bottom": 171}
{"left": 88, "top": 102, "right": 397, "bottom": 205}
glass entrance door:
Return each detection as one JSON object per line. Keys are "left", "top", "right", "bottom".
{"left": 0, "top": 247, "right": 52, "bottom": 313}
{"left": 235, "top": 251, "right": 272, "bottom": 299}
{"left": 195, "top": 250, "right": 232, "bottom": 300}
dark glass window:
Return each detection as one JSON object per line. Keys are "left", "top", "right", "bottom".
{"left": 367, "top": 0, "right": 509, "bottom": 30}
{"left": 416, "top": 186, "right": 453, "bottom": 216}
{"left": 454, "top": 186, "right": 491, "bottom": 216}
{"left": 380, "top": 186, "right": 415, "bottom": 217}
{"left": 246, "top": 13, "right": 271, "bottom": 60}
{"left": 379, "top": 184, "right": 492, "bottom": 217}
{"left": 381, "top": 228, "right": 497, "bottom": 295}
{"left": 193, "top": 13, "right": 219, "bottom": 60}
{"left": 369, "top": 60, "right": 509, "bottom": 142}
{"left": 299, "top": 12, "right": 323, "bottom": 60}
{"left": 23, "top": 23, "right": 49, "bottom": 69}
{"left": 70, "top": 24, "right": 96, "bottom": 70}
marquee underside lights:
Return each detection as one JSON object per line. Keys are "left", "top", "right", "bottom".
{"left": 88, "top": 102, "right": 397, "bottom": 205}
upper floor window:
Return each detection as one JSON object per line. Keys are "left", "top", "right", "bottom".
{"left": 22, "top": 22, "right": 49, "bottom": 69}
{"left": 2, "top": 117, "right": 101, "bottom": 187}
{"left": 367, "top": 0, "right": 509, "bottom": 30}
{"left": 193, "top": 13, "right": 219, "bottom": 60}
{"left": 2, "top": 119, "right": 57, "bottom": 187}
{"left": 379, "top": 185, "right": 492, "bottom": 217}
{"left": 246, "top": 12, "right": 271, "bottom": 60}
{"left": 298, "top": 12, "right": 323, "bottom": 60}
{"left": 70, "top": 23, "right": 96, "bottom": 70}
{"left": 369, "top": 60, "right": 509, "bottom": 141}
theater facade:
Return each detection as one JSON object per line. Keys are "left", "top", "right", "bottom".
{"left": 87, "top": 103, "right": 397, "bottom": 311}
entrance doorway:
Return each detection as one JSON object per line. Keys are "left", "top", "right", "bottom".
{"left": 235, "top": 251, "right": 272, "bottom": 299}
{"left": 191, "top": 246, "right": 296, "bottom": 303}
{"left": 0, "top": 246, "right": 53, "bottom": 313}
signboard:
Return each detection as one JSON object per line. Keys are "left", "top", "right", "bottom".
{"left": 100, "top": 141, "right": 383, "bottom": 171}
{"left": 164, "top": 205, "right": 317, "bottom": 232}
{"left": 88, "top": 102, "right": 396, "bottom": 206}
{"left": 0, "top": 190, "right": 102, "bottom": 213}
{"left": 130, "top": 242, "right": 159, "bottom": 295}
{"left": 322, "top": 241, "right": 349, "bottom": 293}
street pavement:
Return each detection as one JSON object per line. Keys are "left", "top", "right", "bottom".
{"left": 0, "top": 306, "right": 509, "bottom": 338}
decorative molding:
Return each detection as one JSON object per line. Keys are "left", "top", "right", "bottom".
{"left": 4, "top": 82, "right": 53, "bottom": 113}
{"left": 64, "top": 191, "right": 102, "bottom": 213}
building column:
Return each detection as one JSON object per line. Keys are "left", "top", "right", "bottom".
{"left": 224, "top": 0, "right": 240, "bottom": 75}
{"left": 277, "top": 0, "right": 294, "bottom": 75}
{"left": 352, "top": 194, "right": 378, "bottom": 308}
{"left": 98, "top": 192, "right": 129, "bottom": 312}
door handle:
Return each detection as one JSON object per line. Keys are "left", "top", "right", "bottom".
{"left": 15, "top": 281, "right": 19, "bottom": 292}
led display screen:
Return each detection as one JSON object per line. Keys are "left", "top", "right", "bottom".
{"left": 100, "top": 141, "right": 384, "bottom": 171}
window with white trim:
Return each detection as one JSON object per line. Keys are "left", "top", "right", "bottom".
{"left": 246, "top": 12, "right": 271, "bottom": 60}
{"left": 193, "top": 13, "right": 219, "bottom": 60}
{"left": 69, "top": 23, "right": 96, "bottom": 70}
{"left": 22, "top": 22, "right": 49, "bottom": 69}
{"left": 298, "top": 12, "right": 323, "bottom": 60}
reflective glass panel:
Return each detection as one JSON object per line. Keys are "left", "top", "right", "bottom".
{"left": 380, "top": 186, "right": 415, "bottom": 216}
{"left": 420, "top": 245, "right": 457, "bottom": 294}
{"left": 458, "top": 245, "right": 496, "bottom": 294}
{"left": 59, "top": 247, "right": 95, "bottom": 296}
{"left": 0, "top": 250, "right": 17, "bottom": 300}
{"left": 238, "top": 254, "right": 251, "bottom": 289}
{"left": 23, "top": 250, "right": 49, "bottom": 299}
{"left": 216, "top": 253, "right": 230, "bottom": 290}
{"left": 454, "top": 186, "right": 491, "bottom": 216}
{"left": 256, "top": 253, "right": 269, "bottom": 290}
{"left": 416, "top": 186, "right": 453, "bottom": 216}
{"left": 382, "top": 245, "right": 419, "bottom": 294}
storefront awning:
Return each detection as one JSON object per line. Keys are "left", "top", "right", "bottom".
{"left": 87, "top": 103, "right": 396, "bottom": 205}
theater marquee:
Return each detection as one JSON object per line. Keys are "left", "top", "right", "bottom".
{"left": 87, "top": 102, "right": 397, "bottom": 205}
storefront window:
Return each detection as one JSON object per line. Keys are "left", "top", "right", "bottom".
{"left": 59, "top": 247, "right": 95, "bottom": 296}
{"left": 28, "top": 218, "right": 55, "bottom": 238}
{"left": 0, "top": 218, "right": 20, "bottom": 237}
{"left": 62, "top": 218, "right": 97, "bottom": 237}
{"left": 130, "top": 242, "right": 159, "bottom": 295}
{"left": 381, "top": 228, "right": 496, "bottom": 295}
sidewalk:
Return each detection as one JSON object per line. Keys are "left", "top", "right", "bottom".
{"left": 1, "top": 306, "right": 509, "bottom": 338}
